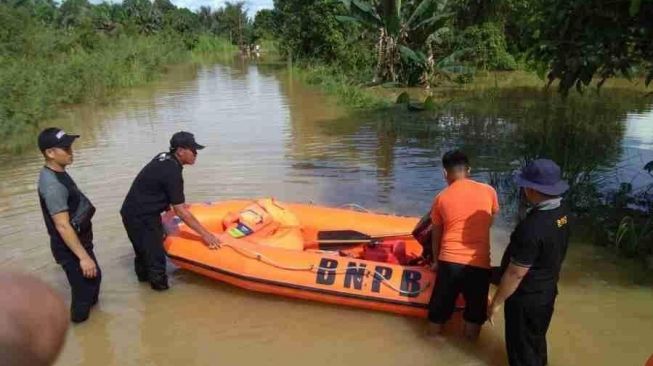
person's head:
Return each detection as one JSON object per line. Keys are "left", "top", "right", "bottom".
{"left": 169, "top": 131, "right": 205, "bottom": 165}
{"left": 515, "top": 159, "right": 569, "bottom": 204}
{"left": 0, "top": 272, "right": 69, "bottom": 366}
{"left": 441, "top": 150, "right": 470, "bottom": 184}
{"left": 38, "top": 128, "right": 80, "bottom": 168}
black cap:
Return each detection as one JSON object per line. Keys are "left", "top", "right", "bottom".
{"left": 38, "top": 127, "right": 80, "bottom": 152}
{"left": 170, "top": 131, "right": 205, "bottom": 150}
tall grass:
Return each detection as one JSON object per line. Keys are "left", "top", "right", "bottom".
{"left": 0, "top": 29, "right": 236, "bottom": 151}
{"left": 292, "top": 64, "right": 388, "bottom": 109}
{"left": 0, "top": 34, "right": 188, "bottom": 151}
{"left": 192, "top": 35, "right": 238, "bottom": 55}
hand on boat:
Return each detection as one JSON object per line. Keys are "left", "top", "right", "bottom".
{"left": 202, "top": 232, "right": 221, "bottom": 249}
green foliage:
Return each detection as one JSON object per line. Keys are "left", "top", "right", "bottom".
{"left": 396, "top": 92, "right": 410, "bottom": 103}
{"left": 518, "top": 0, "right": 653, "bottom": 95}
{"left": 598, "top": 162, "right": 653, "bottom": 262}
{"left": 270, "top": 0, "right": 377, "bottom": 74}
{"left": 211, "top": 2, "right": 250, "bottom": 45}
{"left": 455, "top": 22, "right": 517, "bottom": 70}
{"left": 192, "top": 34, "right": 238, "bottom": 54}
{"left": 0, "top": 1, "right": 239, "bottom": 147}
{"left": 121, "top": 0, "right": 162, "bottom": 34}
{"left": 57, "top": 0, "right": 92, "bottom": 28}
{"left": 453, "top": 70, "right": 474, "bottom": 83}
{"left": 252, "top": 9, "right": 275, "bottom": 42}
{"left": 0, "top": 29, "right": 187, "bottom": 137}
{"left": 423, "top": 95, "right": 435, "bottom": 110}
{"left": 273, "top": 0, "right": 350, "bottom": 61}
{"left": 269, "top": 0, "right": 653, "bottom": 94}
{"left": 614, "top": 216, "right": 652, "bottom": 257}
{"left": 450, "top": 0, "right": 511, "bottom": 28}
{"left": 295, "top": 64, "right": 388, "bottom": 109}
{"left": 338, "top": 0, "right": 455, "bottom": 85}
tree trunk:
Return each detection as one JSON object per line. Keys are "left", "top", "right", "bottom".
{"left": 421, "top": 42, "right": 435, "bottom": 87}
{"left": 374, "top": 27, "right": 385, "bottom": 83}
{"left": 387, "top": 36, "right": 397, "bottom": 82}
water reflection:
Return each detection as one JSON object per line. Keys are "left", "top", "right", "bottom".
{"left": 282, "top": 85, "right": 652, "bottom": 222}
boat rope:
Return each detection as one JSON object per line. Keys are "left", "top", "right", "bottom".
{"left": 339, "top": 203, "right": 371, "bottom": 212}
{"left": 211, "top": 242, "right": 431, "bottom": 296}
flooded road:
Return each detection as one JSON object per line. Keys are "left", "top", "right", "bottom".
{"left": 0, "top": 59, "right": 652, "bottom": 365}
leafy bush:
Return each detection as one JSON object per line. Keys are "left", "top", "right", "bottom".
{"left": 456, "top": 22, "right": 517, "bottom": 71}
{"left": 0, "top": 1, "right": 237, "bottom": 150}
{"left": 273, "top": 0, "right": 352, "bottom": 63}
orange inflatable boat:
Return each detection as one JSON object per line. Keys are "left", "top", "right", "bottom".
{"left": 162, "top": 198, "right": 436, "bottom": 317}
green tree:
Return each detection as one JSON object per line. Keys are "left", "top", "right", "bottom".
{"left": 523, "top": 0, "right": 653, "bottom": 95}
{"left": 198, "top": 5, "right": 213, "bottom": 31}
{"left": 273, "top": 0, "right": 352, "bottom": 61}
{"left": 122, "top": 0, "right": 162, "bottom": 34}
{"left": 57, "top": 0, "right": 91, "bottom": 28}
{"left": 212, "top": 1, "right": 249, "bottom": 46}
{"left": 252, "top": 8, "right": 275, "bottom": 41}
{"left": 337, "top": 0, "right": 454, "bottom": 85}
{"left": 0, "top": 4, "right": 34, "bottom": 56}
{"left": 91, "top": 2, "right": 118, "bottom": 34}
{"left": 153, "top": 0, "right": 176, "bottom": 13}
{"left": 163, "top": 7, "right": 201, "bottom": 48}
{"left": 32, "top": 0, "right": 58, "bottom": 24}
{"left": 455, "top": 22, "right": 516, "bottom": 70}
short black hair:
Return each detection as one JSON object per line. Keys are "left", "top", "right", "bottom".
{"left": 442, "top": 150, "right": 469, "bottom": 170}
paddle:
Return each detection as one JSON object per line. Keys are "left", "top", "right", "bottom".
{"left": 316, "top": 230, "right": 412, "bottom": 247}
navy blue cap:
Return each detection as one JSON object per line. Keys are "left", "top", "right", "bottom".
{"left": 514, "top": 159, "right": 569, "bottom": 196}
{"left": 38, "top": 127, "right": 79, "bottom": 152}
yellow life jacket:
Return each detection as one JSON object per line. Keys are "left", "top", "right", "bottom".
{"left": 222, "top": 198, "right": 303, "bottom": 250}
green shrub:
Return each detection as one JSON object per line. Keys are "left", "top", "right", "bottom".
{"left": 456, "top": 22, "right": 517, "bottom": 71}
{"left": 295, "top": 64, "right": 387, "bottom": 109}
{"left": 0, "top": 1, "right": 239, "bottom": 150}
{"left": 192, "top": 34, "right": 237, "bottom": 54}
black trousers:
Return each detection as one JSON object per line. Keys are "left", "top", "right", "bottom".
{"left": 61, "top": 249, "right": 101, "bottom": 323}
{"left": 428, "top": 261, "right": 491, "bottom": 325}
{"left": 121, "top": 214, "right": 167, "bottom": 288}
{"left": 505, "top": 293, "right": 556, "bottom": 366}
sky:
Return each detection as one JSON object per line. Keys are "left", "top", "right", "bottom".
{"left": 172, "top": 0, "right": 273, "bottom": 15}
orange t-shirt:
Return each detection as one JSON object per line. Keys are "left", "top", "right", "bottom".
{"left": 430, "top": 179, "right": 499, "bottom": 269}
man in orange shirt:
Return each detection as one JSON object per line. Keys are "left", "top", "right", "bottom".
{"left": 427, "top": 150, "right": 499, "bottom": 340}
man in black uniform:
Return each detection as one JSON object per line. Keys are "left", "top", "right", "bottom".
{"left": 37, "top": 127, "right": 101, "bottom": 323}
{"left": 488, "top": 159, "right": 571, "bottom": 366}
{"left": 120, "top": 131, "right": 219, "bottom": 291}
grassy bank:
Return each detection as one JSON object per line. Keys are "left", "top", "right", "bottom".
{"left": 0, "top": 35, "right": 181, "bottom": 138}
{"left": 192, "top": 35, "right": 239, "bottom": 56}
{"left": 0, "top": 33, "right": 237, "bottom": 152}
{"left": 289, "top": 64, "right": 389, "bottom": 109}
{"left": 0, "top": 0, "right": 245, "bottom": 153}
{"left": 290, "top": 62, "right": 653, "bottom": 111}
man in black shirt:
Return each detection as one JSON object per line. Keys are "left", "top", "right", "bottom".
{"left": 121, "top": 131, "right": 220, "bottom": 291}
{"left": 37, "top": 127, "right": 101, "bottom": 323}
{"left": 488, "top": 159, "right": 571, "bottom": 366}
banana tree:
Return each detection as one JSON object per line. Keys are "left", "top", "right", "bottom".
{"left": 337, "top": 0, "right": 453, "bottom": 85}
